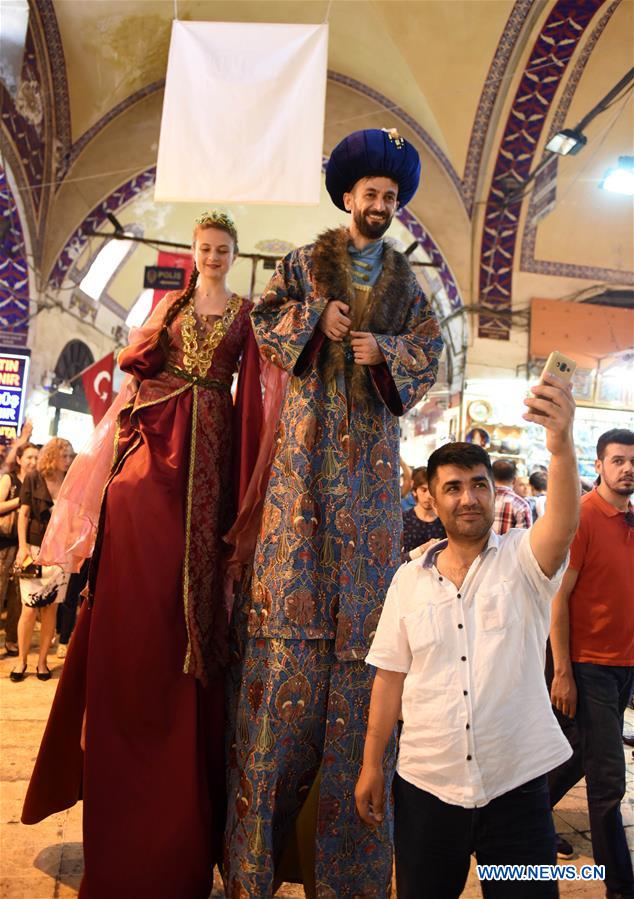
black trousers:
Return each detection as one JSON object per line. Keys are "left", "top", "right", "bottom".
{"left": 394, "top": 773, "right": 557, "bottom": 898}
{"left": 56, "top": 560, "right": 89, "bottom": 645}
{"left": 544, "top": 641, "right": 583, "bottom": 801}
{"left": 548, "top": 662, "right": 634, "bottom": 896}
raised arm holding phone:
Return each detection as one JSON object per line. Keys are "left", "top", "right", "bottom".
{"left": 355, "top": 368, "right": 579, "bottom": 898}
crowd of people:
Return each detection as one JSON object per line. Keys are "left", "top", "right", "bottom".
{"left": 1, "top": 126, "right": 631, "bottom": 899}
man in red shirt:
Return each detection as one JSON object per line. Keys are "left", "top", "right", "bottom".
{"left": 549, "top": 428, "right": 634, "bottom": 899}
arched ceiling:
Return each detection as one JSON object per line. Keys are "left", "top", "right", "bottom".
{"left": 370, "top": 0, "right": 517, "bottom": 176}
{"left": 53, "top": 0, "right": 517, "bottom": 180}
{"left": 1, "top": 0, "right": 632, "bottom": 359}
{"left": 42, "top": 76, "right": 473, "bottom": 292}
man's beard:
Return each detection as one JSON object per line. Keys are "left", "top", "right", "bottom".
{"left": 604, "top": 473, "right": 634, "bottom": 497}
{"left": 353, "top": 208, "right": 393, "bottom": 240}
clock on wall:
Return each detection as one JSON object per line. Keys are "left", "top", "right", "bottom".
{"left": 467, "top": 400, "right": 492, "bottom": 423}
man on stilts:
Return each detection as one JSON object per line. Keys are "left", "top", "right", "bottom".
{"left": 225, "top": 127, "right": 444, "bottom": 898}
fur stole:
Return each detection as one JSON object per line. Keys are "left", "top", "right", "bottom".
{"left": 310, "top": 227, "right": 418, "bottom": 398}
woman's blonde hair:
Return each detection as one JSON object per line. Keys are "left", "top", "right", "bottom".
{"left": 38, "top": 437, "right": 72, "bottom": 478}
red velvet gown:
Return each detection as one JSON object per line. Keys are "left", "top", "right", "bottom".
{"left": 22, "top": 295, "right": 262, "bottom": 899}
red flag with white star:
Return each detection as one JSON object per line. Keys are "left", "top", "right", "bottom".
{"left": 81, "top": 353, "right": 114, "bottom": 425}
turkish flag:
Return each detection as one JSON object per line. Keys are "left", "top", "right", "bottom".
{"left": 151, "top": 251, "right": 193, "bottom": 313}
{"left": 81, "top": 353, "right": 114, "bottom": 425}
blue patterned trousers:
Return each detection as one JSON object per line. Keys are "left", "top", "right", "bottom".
{"left": 224, "top": 637, "right": 395, "bottom": 898}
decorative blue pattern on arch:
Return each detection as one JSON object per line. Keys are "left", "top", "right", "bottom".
{"left": 520, "top": 0, "right": 631, "bottom": 285}
{"left": 0, "top": 166, "right": 30, "bottom": 347}
{"left": 396, "top": 207, "right": 462, "bottom": 312}
{"left": 477, "top": 0, "right": 607, "bottom": 341}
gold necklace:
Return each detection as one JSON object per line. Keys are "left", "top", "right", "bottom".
{"left": 181, "top": 294, "right": 241, "bottom": 378}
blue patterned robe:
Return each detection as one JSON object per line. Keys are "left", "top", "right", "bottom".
{"left": 247, "top": 226, "right": 443, "bottom": 652}
{"left": 225, "top": 227, "right": 443, "bottom": 898}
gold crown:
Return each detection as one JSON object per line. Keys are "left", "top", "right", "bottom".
{"left": 195, "top": 209, "right": 236, "bottom": 230}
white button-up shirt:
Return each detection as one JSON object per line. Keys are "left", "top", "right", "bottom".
{"left": 366, "top": 528, "right": 572, "bottom": 808}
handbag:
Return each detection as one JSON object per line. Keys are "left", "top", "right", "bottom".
{"left": 0, "top": 508, "right": 18, "bottom": 538}
{"left": 0, "top": 476, "right": 19, "bottom": 539}
{"left": 16, "top": 549, "right": 68, "bottom": 608}
{"left": 14, "top": 556, "right": 42, "bottom": 579}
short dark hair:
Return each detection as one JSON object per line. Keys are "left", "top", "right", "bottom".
{"left": 529, "top": 471, "right": 547, "bottom": 492}
{"left": 427, "top": 443, "right": 493, "bottom": 494}
{"left": 491, "top": 458, "right": 517, "bottom": 484}
{"left": 596, "top": 428, "right": 634, "bottom": 460}
{"left": 411, "top": 466, "right": 428, "bottom": 490}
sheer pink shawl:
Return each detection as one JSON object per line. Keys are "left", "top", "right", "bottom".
{"left": 38, "top": 297, "right": 172, "bottom": 571}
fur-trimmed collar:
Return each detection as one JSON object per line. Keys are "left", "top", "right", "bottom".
{"left": 310, "top": 227, "right": 417, "bottom": 393}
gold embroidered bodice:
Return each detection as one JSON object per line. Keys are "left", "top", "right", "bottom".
{"left": 180, "top": 294, "right": 242, "bottom": 378}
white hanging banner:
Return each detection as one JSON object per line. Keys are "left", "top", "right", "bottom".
{"left": 155, "top": 21, "right": 328, "bottom": 205}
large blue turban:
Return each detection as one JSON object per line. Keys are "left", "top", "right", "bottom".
{"left": 325, "top": 128, "right": 421, "bottom": 211}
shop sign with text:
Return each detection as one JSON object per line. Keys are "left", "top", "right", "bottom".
{"left": 0, "top": 348, "right": 30, "bottom": 442}
{"left": 143, "top": 266, "right": 185, "bottom": 291}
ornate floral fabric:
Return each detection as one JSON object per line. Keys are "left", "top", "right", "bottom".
{"left": 225, "top": 228, "right": 442, "bottom": 894}
{"left": 246, "top": 227, "right": 444, "bottom": 660}
{"left": 225, "top": 637, "right": 396, "bottom": 899}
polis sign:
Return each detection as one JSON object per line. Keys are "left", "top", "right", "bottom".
{"left": 143, "top": 266, "right": 185, "bottom": 291}
{"left": 0, "top": 348, "right": 30, "bottom": 443}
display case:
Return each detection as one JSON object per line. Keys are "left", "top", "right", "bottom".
{"left": 462, "top": 381, "right": 533, "bottom": 474}
{"left": 520, "top": 406, "right": 634, "bottom": 477}
{"left": 461, "top": 376, "right": 634, "bottom": 475}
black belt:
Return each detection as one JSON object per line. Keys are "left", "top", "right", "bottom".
{"left": 166, "top": 364, "right": 231, "bottom": 392}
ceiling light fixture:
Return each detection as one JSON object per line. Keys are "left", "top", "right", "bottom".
{"left": 501, "top": 67, "right": 634, "bottom": 204}
{"left": 547, "top": 67, "right": 633, "bottom": 158}
{"left": 545, "top": 128, "right": 588, "bottom": 157}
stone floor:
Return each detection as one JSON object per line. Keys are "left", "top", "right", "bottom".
{"left": 1, "top": 629, "right": 632, "bottom": 898}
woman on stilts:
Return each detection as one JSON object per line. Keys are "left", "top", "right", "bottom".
{"left": 22, "top": 211, "right": 262, "bottom": 899}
